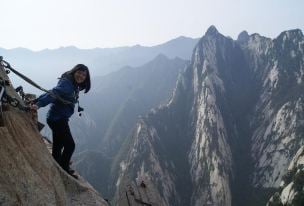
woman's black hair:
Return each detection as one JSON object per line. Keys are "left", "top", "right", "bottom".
{"left": 62, "top": 64, "right": 91, "bottom": 93}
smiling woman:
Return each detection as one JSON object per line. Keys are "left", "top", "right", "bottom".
{"left": 31, "top": 64, "right": 91, "bottom": 179}
{"left": 74, "top": 69, "right": 87, "bottom": 84}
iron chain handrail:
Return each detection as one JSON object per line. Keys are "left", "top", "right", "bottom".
{"left": 0, "top": 56, "right": 72, "bottom": 105}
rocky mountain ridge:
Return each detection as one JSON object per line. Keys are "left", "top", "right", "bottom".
{"left": 115, "top": 26, "right": 304, "bottom": 206}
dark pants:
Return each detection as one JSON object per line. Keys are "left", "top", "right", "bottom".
{"left": 47, "top": 118, "right": 75, "bottom": 172}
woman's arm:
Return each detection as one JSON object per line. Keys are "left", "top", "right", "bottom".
{"left": 34, "top": 92, "right": 55, "bottom": 108}
{"left": 34, "top": 78, "right": 74, "bottom": 108}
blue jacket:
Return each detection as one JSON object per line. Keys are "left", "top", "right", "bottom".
{"left": 36, "top": 77, "right": 79, "bottom": 121}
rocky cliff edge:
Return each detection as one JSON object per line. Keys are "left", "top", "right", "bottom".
{"left": 0, "top": 63, "right": 108, "bottom": 206}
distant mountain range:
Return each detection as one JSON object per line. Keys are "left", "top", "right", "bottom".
{"left": 0, "top": 36, "right": 198, "bottom": 92}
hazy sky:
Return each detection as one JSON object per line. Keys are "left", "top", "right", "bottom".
{"left": 0, "top": 0, "right": 303, "bottom": 51}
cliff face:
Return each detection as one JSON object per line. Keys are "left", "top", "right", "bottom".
{"left": 267, "top": 146, "right": 304, "bottom": 206}
{"left": 247, "top": 30, "right": 304, "bottom": 189}
{"left": 115, "top": 27, "right": 304, "bottom": 206}
{"left": 0, "top": 65, "right": 108, "bottom": 206}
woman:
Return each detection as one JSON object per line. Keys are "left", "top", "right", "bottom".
{"left": 32, "top": 64, "right": 91, "bottom": 178}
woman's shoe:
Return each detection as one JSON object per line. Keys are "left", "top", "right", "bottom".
{"left": 69, "top": 172, "right": 78, "bottom": 179}
{"left": 68, "top": 168, "right": 75, "bottom": 174}
{"left": 67, "top": 169, "right": 78, "bottom": 179}
{"left": 64, "top": 167, "right": 78, "bottom": 179}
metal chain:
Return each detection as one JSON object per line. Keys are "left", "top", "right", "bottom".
{"left": 0, "top": 57, "right": 72, "bottom": 105}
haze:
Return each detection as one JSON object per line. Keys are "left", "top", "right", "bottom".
{"left": 0, "top": 0, "right": 303, "bottom": 51}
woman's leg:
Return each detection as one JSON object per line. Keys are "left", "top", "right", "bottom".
{"left": 47, "top": 119, "right": 64, "bottom": 166}
{"left": 60, "top": 120, "right": 75, "bottom": 172}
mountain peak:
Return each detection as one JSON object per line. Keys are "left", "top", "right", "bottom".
{"left": 286, "top": 29, "right": 303, "bottom": 36}
{"left": 58, "top": 45, "right": 79, "bottom": 50}
{"left": 154, "top": 53, "right": 169, "bottom": 61}
{"left": 237, "top": 31, "right": 250, "bottom": 43}
{"left": 279, "top": 29, "right": 303, "bottom": 39}
{"left": 205, "top": 25, "right": 219, "bottom": 36}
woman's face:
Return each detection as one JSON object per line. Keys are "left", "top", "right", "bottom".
{"left": 74, "top": 70, "right": 87, "bottom": 84}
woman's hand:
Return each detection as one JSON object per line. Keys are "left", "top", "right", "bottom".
{"left": 30, "top": 104, "right": 39, "bottom": 111}
{"left": 30, "top": 104, "right": 39, "bottom": 121}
